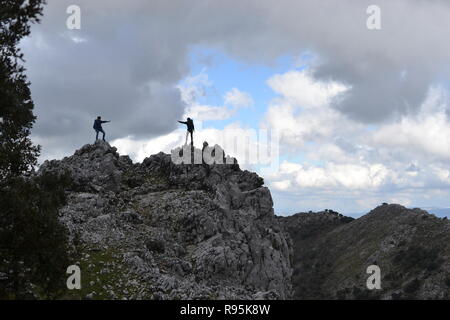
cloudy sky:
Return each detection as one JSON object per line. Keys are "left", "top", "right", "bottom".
{"left": 20, "top": 0, "right": 450, "bottom": 216}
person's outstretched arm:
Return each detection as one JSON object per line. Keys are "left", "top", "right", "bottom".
{"left": 101, "top": 120, "right": 111, "bottom": 123}
{"left": 178, "top": 120, "right": 187, "bottom": 124}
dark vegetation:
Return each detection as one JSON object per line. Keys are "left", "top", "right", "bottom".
{"left": 0, "top": 0, "right": 71, "bottom": 298}
{"left": 279, "top": 211, "right": 355, "bottom": 299}
{"left": 280, "top": 205, "right": 450, "bottom": 300}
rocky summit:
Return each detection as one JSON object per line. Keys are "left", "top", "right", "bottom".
{"left": 38, "top": 140, "right": 293, "bottom": 300}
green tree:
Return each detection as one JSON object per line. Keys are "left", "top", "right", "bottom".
{"left": 0, "top": 0, "right": 45, "bottom": 181}
{"left": 0, "top": 172, "right": 71, "bottom": 298}
{"left": 0, "top": 0, "right": 71, "bottom": 298}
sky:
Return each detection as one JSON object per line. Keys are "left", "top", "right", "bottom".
{"left": 19, "top": 0, "right": 450, "bottom": 216}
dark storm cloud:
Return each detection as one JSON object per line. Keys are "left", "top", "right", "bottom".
{"left": 259, "top": 0, "right": 450, "bottom": 123}
{"left": 21, "top": 0, "right": 450, "bottom": 159}
{"left": 23, "top": 1, "right": 189, "bottom": 146}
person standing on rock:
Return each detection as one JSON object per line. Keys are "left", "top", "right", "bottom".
{"left": 93, "top": 116, "right": 110, "bottom": 141}
{"left": 178, "top": 117, "right": 194, "bottom": 146}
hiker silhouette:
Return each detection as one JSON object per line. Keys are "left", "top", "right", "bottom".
{"left": 178, "top": 117, "right": 194, "bottom": 145}
{"left": 93, "top": 116, "right": 110, "bottom": 141}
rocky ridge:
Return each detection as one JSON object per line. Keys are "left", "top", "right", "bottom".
{"left": 38, "top": 141, "right": 293, "bottom": 299}
{"left": 37, "top": 140, "right": 450, "bottom": 300}
{"left": 278, "top": 205, "right": 450, "bottom": 299}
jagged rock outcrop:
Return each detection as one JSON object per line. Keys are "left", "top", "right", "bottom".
{"left": 38, "top": 140, "right": 450, "bottom": 300}
{"left": 278, "top": 205, "right": 450, "bottom": 299}
{"left": 39, "top": 141, "right": 293, "bottom": 300}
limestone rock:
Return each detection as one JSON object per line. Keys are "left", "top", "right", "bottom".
{"left": 39, "top": 141, "right": 292, "bottom": 299}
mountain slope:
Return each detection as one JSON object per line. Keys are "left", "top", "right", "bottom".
{"left": 279, "top": 205, "right": 450, "bottom": 299}
{"left": 38, "top": 141, "right": 293, "bottom": 299}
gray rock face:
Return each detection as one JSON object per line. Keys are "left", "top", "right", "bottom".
{"left": 39, "top": 140, "right": 292, "bottom": 299}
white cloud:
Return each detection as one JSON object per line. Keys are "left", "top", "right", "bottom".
{"left": 178, "top": 71, "right": 211, "bottom": 106}
{"left": 267, "top": 70, "right": 348, "bottom": 109}
{"left": 112, "top": 131, "right": 184, "bottom": 162}
{"left": 271, "top": 161, "right": 390, "bottom": 190}
{"left": 272, "top": 180, "right": 292, "bottom": 191}
{"left": 263, "top": 70, "right": 356, "bottom": 149}
{"left": 261, "top": 70, "right": 450, "bottom": 214}
{"left": 178, "top": 73, "right": 251, "bottom": 121}
{"left": 184, "top": 104, "right": 235, "bottom": 121}
{"left": 224, "top": 88, "right": 254, "bottom": 108}
{"left": 372, "top": 87, "right": 450, "bottom": 161}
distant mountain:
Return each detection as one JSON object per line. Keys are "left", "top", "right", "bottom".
{"left": 278, "top": 205, "right": 450, "bottom": 299}
{"left": 346, "top": 206, "right": 450, "bottom": 219}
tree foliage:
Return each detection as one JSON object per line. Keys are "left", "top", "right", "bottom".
{"left": 0, "top": 0, "right": 71, "bottom": 298}
{"left": 0, "top": 172, "right": 71, "bottom": 298}
{"left": 0, "top": 0, "right": 45, "bottom": 181}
